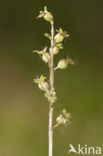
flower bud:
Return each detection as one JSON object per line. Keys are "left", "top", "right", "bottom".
{"left": 44, "top": 33, "right": 51, "bottom": 40}
{"left": 42, "top": 52, "right": 50, "bottom": 63}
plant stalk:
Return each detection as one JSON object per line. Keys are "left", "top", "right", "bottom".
{"left": 49, "top": 23, "right": 54, "bottom": 156}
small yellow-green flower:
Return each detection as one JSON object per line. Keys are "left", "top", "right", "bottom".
{"left": 54, "top": 57, "right": 74, "bottom": 70}
{"left": 45, "top": 88, "right": 57, "bottom": 104}
{"left": 37, "top": 6, "right": 53, "bottom": 24}
{"left": 53, "top": 109, "right": 71, "bottom": 129}
{"left": 34, "top": 75, "right": 49, "bottom": 91}
{"left": 49, "top": 43, "right": 63, "bottom": 55}
{"left": 32, "top": 47, "right": 50, "bottom": 64}
{"left": 54, "top": 28, "right": 70, "bottom": 43}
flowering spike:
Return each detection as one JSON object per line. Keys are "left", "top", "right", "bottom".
{"left": 33, "top": 6, "right": 75, "bottom": 156}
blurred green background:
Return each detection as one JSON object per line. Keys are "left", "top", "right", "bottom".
{"left": 0, "top": 0, "right": 103, "bottom": 156}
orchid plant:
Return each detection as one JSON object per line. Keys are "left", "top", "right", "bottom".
{"left": 33, "top": 6, "right": 74, "bottom": 156}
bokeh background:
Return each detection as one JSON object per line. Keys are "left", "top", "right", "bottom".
{"left": 0, "top": 0, "right": 103, "bottom": 156}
